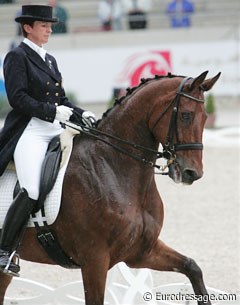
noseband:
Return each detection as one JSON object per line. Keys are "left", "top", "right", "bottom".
{"left": 153, "top": 77, "right": 205, "bottom": 163}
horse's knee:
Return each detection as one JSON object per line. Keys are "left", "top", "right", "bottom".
{"left": 184, "top": 258, "right": 203, "bottom": 279}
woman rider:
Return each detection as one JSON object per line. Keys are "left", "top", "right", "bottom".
{"left": 0, "top": 5, "right": 96, "bottom": 276}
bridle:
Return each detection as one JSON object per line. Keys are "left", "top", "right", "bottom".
{"left": 153, "top": 77, "right": 205, "bottom": 166}
{"left": 65, "top": 77, "right": 205, "bottom": 174}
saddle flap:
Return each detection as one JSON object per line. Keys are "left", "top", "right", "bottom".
{"left": 38, "top": 136, "right": 62, "bottom": 211}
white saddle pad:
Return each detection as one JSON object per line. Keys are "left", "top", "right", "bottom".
{"left": 0, "top": 129, "right": 76, "bottom": 228}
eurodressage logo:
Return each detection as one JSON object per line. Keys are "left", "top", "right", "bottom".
{"left": 115, "top": 50, "right": 172, "bottom": 88}
{"left": 0, "top": 57, "right": 6, "bottom": 96}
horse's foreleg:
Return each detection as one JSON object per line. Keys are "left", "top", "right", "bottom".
{"left": 126, "top": 239, "right": 211, "bottom": 305}
{"left": 0, "top": 273, "right": 13, "bottom": 305}
{"left": 81, "top": 254, "right": 110, "bottom": 305}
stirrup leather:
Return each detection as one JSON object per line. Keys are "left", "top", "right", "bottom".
{"left": 0, "top": 250, "right": 20, "bottom": 277}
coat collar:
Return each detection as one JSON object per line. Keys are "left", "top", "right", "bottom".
{"left": 23, "top": 38, "right": 46, "bottom": 61}
{"left": 19, "top": 42, "right": 60, "bottom": 82}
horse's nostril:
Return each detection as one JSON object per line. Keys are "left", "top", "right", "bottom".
{"left": 183, "top": 169, "right": 200, "bottom": 183}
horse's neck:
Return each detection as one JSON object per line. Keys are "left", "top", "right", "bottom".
{"left": 72, "top": 95, "right": 157, "bottom": 174}
{"left": 100, "top": 93, "right": 156, "bottom": 149}
{"left": 69, "top": 93, "right": 159, "bottom": 205}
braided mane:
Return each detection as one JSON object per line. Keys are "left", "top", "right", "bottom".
{"left": 97, "top": 73, "right": 180, "bottom": 126}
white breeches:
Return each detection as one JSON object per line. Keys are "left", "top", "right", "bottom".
{"left": 13, "top": 118, "right": 63, "bottom": 200}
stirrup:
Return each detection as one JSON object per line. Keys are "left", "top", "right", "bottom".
{"left": 3, "top": 250, "right": 20, "bottom": 277}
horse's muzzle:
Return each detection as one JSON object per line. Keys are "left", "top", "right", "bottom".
{"left": 168, "top": 163, "right": 202, "bottom": 185}
{"left": 182, "top": 169, "right": 202, "bottom": 185}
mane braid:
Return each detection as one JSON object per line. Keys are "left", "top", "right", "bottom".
{"left": 96, "top": 73, "right": 181, "bottom": 126}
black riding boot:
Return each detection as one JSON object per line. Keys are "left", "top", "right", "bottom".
{"left": 0, "top": 188, "right": 36, "bottom": 277}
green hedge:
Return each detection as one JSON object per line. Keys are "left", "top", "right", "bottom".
{"left": 0, "top": 95, "right": 11, "bottom": 119}
{"left": 205, "top": 94, "right": 216, "bottom": 114}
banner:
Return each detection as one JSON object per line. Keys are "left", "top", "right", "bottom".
{"left": 1, "top": 39, "right": 239, "bottom": 103}
{"left": 53, "top": 39, "right": 239, "bottom": 103}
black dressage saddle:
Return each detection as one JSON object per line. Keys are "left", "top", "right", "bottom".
{"left": 14, "top": 135, "right": 62, "bottom": 213}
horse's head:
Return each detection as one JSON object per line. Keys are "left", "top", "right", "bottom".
{"left": 150, "top": 71, "right": 221, "bottom": 184}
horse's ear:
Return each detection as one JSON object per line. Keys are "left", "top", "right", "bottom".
{"left": 200, "top": 72, "right": 221, "bottom": 92}
{"left": 189, "top": 71, "right": 209, "bottom": 91}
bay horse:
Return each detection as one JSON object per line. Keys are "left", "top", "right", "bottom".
{"left": 0, "top": 71, "right": 220, "bottom": 305}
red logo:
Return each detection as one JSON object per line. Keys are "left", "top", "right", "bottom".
{"left": 115, "top": 50, "right": 172, "bottom": 87}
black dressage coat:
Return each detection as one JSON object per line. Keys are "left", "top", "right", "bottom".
{"left": 0, "top": 42, "right": 83, "bottom": 176}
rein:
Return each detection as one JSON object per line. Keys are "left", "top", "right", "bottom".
{"left": 65, "top": 77, "right": 205, "bottom": 175}
{"left": 64, "top": 121, "right": 165, "bottom": 172}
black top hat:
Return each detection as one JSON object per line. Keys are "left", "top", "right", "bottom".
{"left": 15, "top": 5, "right": 58, "bottom": 23}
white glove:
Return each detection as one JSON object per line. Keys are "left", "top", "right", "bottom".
{"left": 82, "top": 111, "right": 96, "bottom": 128}
{"left": 55, "top": 105, "right": 73, "bottom": 123}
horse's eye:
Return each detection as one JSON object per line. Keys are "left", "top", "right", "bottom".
{"left": 180, "top": 112, "right": 193, "bottom": 124}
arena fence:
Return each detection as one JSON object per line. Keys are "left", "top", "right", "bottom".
{"left": 5, "top": 262, "right": 239, "bottom": 305}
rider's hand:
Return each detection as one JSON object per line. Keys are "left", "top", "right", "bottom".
{"left": 82, "top": 111, "right": 96, "bottom": 128}
{"left": 55, "top": 105, "right": 73, "bottom": 123}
